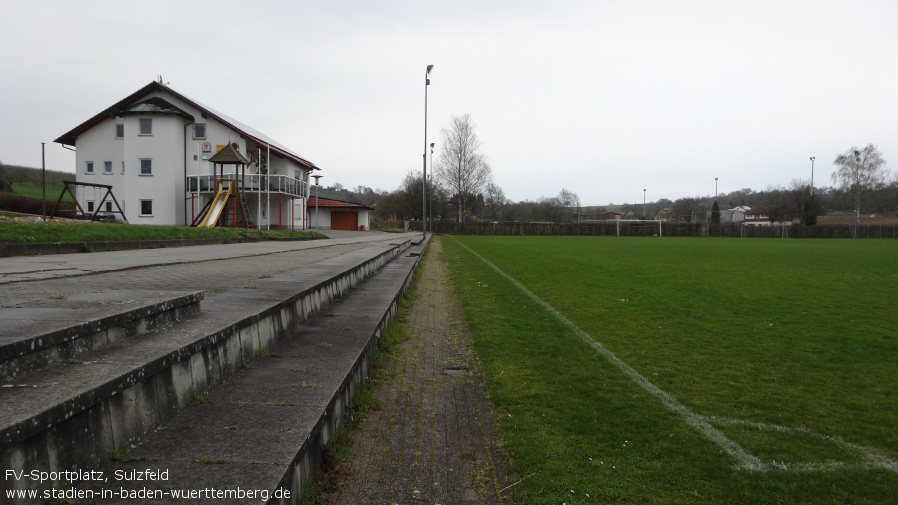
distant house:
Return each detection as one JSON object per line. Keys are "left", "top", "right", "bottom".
{"left": 54, "top": 80, "right": 320, "bottom": 228}
{"left": 307, "top": 197, "right": 373, "bottom": 231}
{"left": 598, "top": 211, "right": 623, "bottom": 221}
{"left": 653, "top": 208, "right": 674, "bottom": 221}
{"left": 744, "top": 206, "right": 792, "bottom": 226}
{"left": 721, "top": 205, "right": 750, "bottom": 223}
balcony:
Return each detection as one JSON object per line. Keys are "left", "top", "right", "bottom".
{"left": 186, "top": 173, "right": 308, "bottom": 198}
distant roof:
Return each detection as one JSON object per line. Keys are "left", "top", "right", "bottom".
{"left": 308, "top": 197, "right": 374, "bottom": 210}
{"left": 54, "top": 81, "right": 320, "bottom": 171}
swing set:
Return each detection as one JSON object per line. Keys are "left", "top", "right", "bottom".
{"left": 49, "top": 181, "right": 128, "bottom": 223}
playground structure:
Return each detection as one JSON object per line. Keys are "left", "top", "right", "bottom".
{"left": 49, "top": 181, "right": 128, "bottom": 223}
{"left": 192, "top": 144, "right": 254, "bottom": 229}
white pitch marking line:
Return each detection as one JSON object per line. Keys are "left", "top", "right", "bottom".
{"left": 706, "top": 415, "right": 898, "bottom": 473}
{"left": 452, "top": 238, "right": 898, "bottom": 474}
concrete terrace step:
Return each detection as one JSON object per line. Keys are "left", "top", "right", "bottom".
{"left": 87, "top": 244, "right": 426, "bottom": 504}
{"left": 0, "top": 237, "right": 420, "bottom": 503}
{"left": 0, "top": 290, "right": 204, "bottom": 380}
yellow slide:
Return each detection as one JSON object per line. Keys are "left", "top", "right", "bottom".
{"left": 196, "top": 183, "right": 232, "bottom": 228}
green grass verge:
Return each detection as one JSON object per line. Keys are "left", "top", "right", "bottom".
{"left": 442, "top": 236, "right": 898, "bottom": 505}
{"left": 0, "top": 220, "right": 322, "bottom": 244}
{"left": 11, "top": 182, "right": 74, "bottom": 201}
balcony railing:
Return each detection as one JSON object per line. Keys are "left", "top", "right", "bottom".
{"left": 186, "top": 173, "right": 308, "bottom": 198}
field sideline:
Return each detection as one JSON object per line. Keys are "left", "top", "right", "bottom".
{"left": 441, "top": 236, "right": 898, "bottom": 504}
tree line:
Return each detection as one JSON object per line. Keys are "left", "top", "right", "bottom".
{"left": 640, "top": 144, "right": 896, "bottom": 225}
{"left": 335, "top": 116, "right": 896, "bottom": 227}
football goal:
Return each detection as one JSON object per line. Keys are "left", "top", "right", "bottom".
{"left": 614, "top": 219, "right": 663, "bottom": 237}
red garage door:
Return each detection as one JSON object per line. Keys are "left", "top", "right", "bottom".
{"left": 330, "top": 211, "right": 358, "bottom": 230}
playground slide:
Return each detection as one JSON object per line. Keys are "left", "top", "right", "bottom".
{"left": 196, "top": 185, "right": 232, "bottom": 228}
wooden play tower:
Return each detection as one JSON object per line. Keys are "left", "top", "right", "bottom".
{"left": 192, "top": 143, "right": 254, "bottom": 228}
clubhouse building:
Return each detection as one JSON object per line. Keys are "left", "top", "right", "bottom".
{"left": 54, "top": 80, "right": 320, "bottom": 229}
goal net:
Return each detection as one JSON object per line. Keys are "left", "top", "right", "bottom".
{"left": 613, "top": 219, "right": 663, "bottom": 237}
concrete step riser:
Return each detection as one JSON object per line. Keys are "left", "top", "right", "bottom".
{"left": 1, "top": 243, "right": 409, "bottom": 489}
{"left": 278, "top": 260, "right": 416, "bottom": 503}
{"left": 0, "top": 294, "right": 204, "bottom": 381}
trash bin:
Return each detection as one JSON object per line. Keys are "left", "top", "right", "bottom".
{"left": 359, "top": 225, "right": 366, "bottom": 231}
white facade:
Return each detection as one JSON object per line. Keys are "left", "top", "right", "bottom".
{"left": 56, "top": 82, "right": 320, "bottom": 227}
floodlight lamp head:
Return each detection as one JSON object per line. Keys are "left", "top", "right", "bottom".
{"left": 810, "top": 156, "right": 815, "bottom": 162}
{"left": 426, "top": 64, "right": 434, "bottom": 75}
{"left": 430, "top": 142, "right": 435, "bottom": 149}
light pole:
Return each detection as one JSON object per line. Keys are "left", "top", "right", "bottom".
{"left": 429, "top": 142, "right": 434, "bottom": 232}
{"left": 642, "top": 189, "right": 646, "bottom": 219}
{"left": 312, "top": 175, "right": 322, "bottom": 229}
{"left": 714, "top": 177, "right": 718, "bottom": 199}
{"left": 853, "top": 150, "right": 861, "bottom": 237}
{"left": 423, "top": 64, "right": 433, "bottom": 239}
{"left": 809, "top": 156, "right": 815, "bottom": 195}
{"left": 41, "top": 142, "right": 47, "bottom": 222}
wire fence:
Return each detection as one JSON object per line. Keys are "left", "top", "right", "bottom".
{"left": 416, "top": 221, "right": 898, "bottom": 239}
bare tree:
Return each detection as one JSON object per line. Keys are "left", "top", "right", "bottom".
{"left": 832, "top": 144, "right": 888, "bottom": 237}
{"left": 435, "top": 114, "right": 492, "bottom": 222}
{"left": 556, "top": 188, "right": 580, "bottom": 223}
{"left": 483, "top": 178, "right": 506, "bottom": 220}
{"left": 672, "top": 197, "right": 701, "bottom": 223}
{"left": 787, "top": 179, "right": 812, "bottom": 224}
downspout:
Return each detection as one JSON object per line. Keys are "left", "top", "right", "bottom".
{"left": 183, "top": 117, "right": 195, "bottom": 226}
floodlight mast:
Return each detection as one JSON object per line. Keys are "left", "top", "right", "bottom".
{"left": 422, "top": 64, "right": 433, "bottom": 239}
{"left": 429, "top": 142, "right": 435, "bottom": 231}
{"left": 809, "top": 156, "right": 815, "bottom": 196}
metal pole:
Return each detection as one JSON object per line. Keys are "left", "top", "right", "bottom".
{"left": 854, "top": 150, "right": 861, "bottom": 238}
{"left": 312, "top": 174, "right": 322, "bottom": 230}
{"left": 41, "top": 143, "right": 46, "bottom": 221}
{"left": 643, "top": 189, "right": 646, "bottom": 219}
{"left": 809, "top": 156, "right": 815, "bottom": 195}
{"left": 429, "top": 143, "right": 434, "bottom": 231}
{"left": 423, "top": 65, "right": 433, "bottom": 238}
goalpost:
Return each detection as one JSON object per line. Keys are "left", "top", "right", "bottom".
{"left": 614, "top": 219, "right": 663, "bottom": 237}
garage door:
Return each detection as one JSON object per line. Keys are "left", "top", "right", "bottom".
{"left": 330, "top": 211, "right": 358, "bottom": 230}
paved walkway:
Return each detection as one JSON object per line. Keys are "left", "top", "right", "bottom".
{"left": 323, "top": 236, "right": 512, "bottom": 505}
{"left": 0, "top": 230, "right": 398, "bottom": 284}
{"left": 0, "top": 232, "right": 402, "bottom": 294}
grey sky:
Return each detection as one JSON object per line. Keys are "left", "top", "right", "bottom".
{"left": 2, "top": 0, "right": 896, "bottom": 206}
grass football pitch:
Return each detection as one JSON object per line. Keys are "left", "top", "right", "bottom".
{"left": 441, "top": 236, "right": 898, "bottom": 504}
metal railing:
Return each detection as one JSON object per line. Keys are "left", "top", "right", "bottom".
{"left": 186, "top": 173, "right": 307, "bottom": 198}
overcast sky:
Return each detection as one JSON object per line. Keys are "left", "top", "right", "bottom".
{"left": 2, "top": 0, "right": 896, "bottom": 206}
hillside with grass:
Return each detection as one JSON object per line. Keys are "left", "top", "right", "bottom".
{"left": 0, "top": 162, "right": 74, "bottom": 215}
